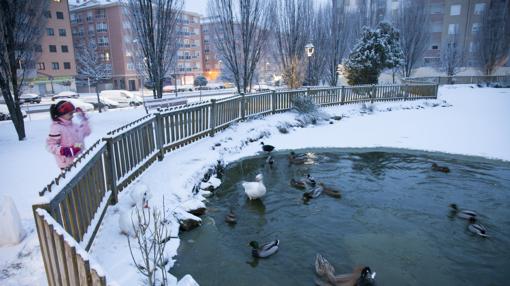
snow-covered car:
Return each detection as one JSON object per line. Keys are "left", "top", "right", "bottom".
{"left": 83, "top": 96, "right": 120, "bottom": 109}
{"left": 100, "top": 90, "right": 143, "bottom": 106}
{"left": 254, "top": 84, "right": 276, "bottom": 92}
{"left": 20, "top": 93, "right": 42, "bottom": 104}
{"left": 0, "top": 104, "right": 27, "bottom": 121}
{"left": 53, "top": 98, "right": 94, "bottom": 112}
{"left": 51, "top": 91, "right": 80, "bottom": 101}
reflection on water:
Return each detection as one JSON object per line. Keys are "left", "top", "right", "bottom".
{"left": 170, "top": 149, "right": 510, "bottom": 286}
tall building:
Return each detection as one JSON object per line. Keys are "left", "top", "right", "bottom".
{"left": 200, "top": 18, "right": 222, "bottom": 82}
{"left": 176, "top": 12, "right": 204, "bottom": 85}
{"left": 31, "top": 0, "right": 77, "bottom": 95}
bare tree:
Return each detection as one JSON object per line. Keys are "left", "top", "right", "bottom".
{"left": 126, "top": 0, "right": 183, "bottom": 98}
{"left": 308, "top": 5, "right": 331, "bottom": 86}
{"left": 441, "top": 35, "right": 464, "bottom": 78}
{"left": 208, "top": 0, "right": 272, "bottom": 93}
{"left": 477, "top": 0, "right": 510, "bottom": 75}
{"left": 0, "top": 0, "right": 48, "bottom": 140}
{"left": 75, "top": 42, "right": 112, "bottom": 112}
{"left": 395, "top": 0, "right": 430, "bottom": 78}
{"left": 271, "top": 0, "right": 313, "bottom": 88}
{"left": 325, "top": 1, "right": 351, "bottom": 86}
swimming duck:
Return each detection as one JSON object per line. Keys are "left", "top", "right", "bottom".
{"left": 467, "top": 217, "right": 488, "bottom": 238}
{"left": 242, "top": 174, "right": 267, "bottom": 200}
{"left": 249, "top": 240, "right": 279, "bottom": 258}
{"left": 432, "top": 163, "right": 450, "bottom": 173}
{"left": 225, "top": 209, "right": 237, "bottom": 224}
{"left": 315, "top": 254, "right": 376, "bottom": 286}
{"left": 265, "top": 155, "right": 274, "bottom": 166}
{"left": 319, "top": 182, "right": 342, "bottom": 198}
{"left": 260, "top": 142, "right": 275, "bottom": 153}
{"left": 306, "top": 174, "right": 317, "bottom": 186}
{"left": 449, "top": 203, "right": 477, "bottom": 220}
{"left": 290, "top": 178, "right": 306, "bottom": 189}
{"left": 303, "top": 185, "right": 323, "bottom": 200}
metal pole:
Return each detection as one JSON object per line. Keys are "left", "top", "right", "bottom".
{"left": 307, "top": 56, "right": 311, "bottom": 86}
{"left": 174, "top": 72, "right": 178, "bottom": 97}
{"left": 87, "top": 77, "right": 90, "bottom": 93}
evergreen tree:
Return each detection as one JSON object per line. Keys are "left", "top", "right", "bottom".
{"left": 343, "top": 22, "right": 403, "bottom": 85}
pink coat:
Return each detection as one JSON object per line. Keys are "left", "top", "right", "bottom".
{"left": 46, "top": 118, "right": 91, "bottom": 169}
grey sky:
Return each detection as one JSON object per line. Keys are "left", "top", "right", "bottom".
{"left": 184, "top": 0, "right": 329, "bottom": 16}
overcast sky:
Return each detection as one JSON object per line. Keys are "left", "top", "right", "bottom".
{"left": 184, "top": 0, "right": 329, "bottom": 16}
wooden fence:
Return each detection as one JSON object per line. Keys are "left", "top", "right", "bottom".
{"left": 32, "top": 84, "right": 437, "bottom": 285}
{"left": 402, "top": 75, "right": 510, "bottom": 85}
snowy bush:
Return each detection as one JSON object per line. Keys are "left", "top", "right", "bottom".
{"left": 344, "top": 22, "right": 403, "bottom": 85}
{"left": 291, "top": 95, "right": 329, "bottom": 125}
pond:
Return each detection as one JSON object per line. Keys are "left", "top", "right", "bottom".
{"left": 171, "top": 148, "right": 510, "bottom": 286}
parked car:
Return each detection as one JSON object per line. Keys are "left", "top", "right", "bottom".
{"left": 51, "top": 91, "right": 80, "bottom": 101}
{"left": 52, "top": 98, "right": 94, "bottom": 112}
{"left": 83, "top": 96, "right": 120, "bottom": 109}
{"left": 100, "top": 90, "right": 143, "bottom": 106}
{"left": 0, "top": 104, "right": 27, "bottom": 121}
{"left": 20, "top": 93, "right": 42, "bottom": 104}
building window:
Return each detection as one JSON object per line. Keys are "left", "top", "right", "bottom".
{"left": 96, "top": 22, "right": 108, "bottom": 32}
{"left": 87, "top": 11, "right": 93, "bottom": 21}
{"left": 472, "top": 23, "right": 481, "bottom": 33}
{"left": 52, "top": 62, "right": 59, "bottom": 70}
{"left": 61, "top": 45, "right": 69, "bottom": 53}
{"left": 448, "top": 24, "right": 459, "bottom": 35}
{"left": 450, "top": 4, "right": 461, "bottom": 16}
{"left": 47, "top": 28, "right": 54, "bottom": 36}
{"left": 58, "top": 29, "right": 66, "bottom": 36}
{"left": 430, "top": 23, "right": 442, "bottom": 33}
{"left": 56, "top": 11, "right": 64, "bottom": 19}
{"left": 430, "top": 3, "right": 444, "bottom": 14}
{"left": 38, "top": 62, "right": 45, "bottom": 70}
{"left": 474, "top": 3, "right": 486, "bottom": 15}
{"left": 49, "top": 45, "right": 57, "bottom": 52}
{"left": 432, "top": 45, "right": 438, "bottom": 50}
{"left": 104, "top": 52, "right": 110, "bottom": 61}
{"left": 63, "top": 62, "right": 71, "bottom": 69}
{"left": 44, "top": 10, "right": 51, "bottom": 18}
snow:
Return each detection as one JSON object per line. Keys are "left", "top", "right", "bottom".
{"left": 1, "top": 85, "right": 509, "bottom": 285}
{"left": 0, "top": 196, "right": 25, "bottom": 246}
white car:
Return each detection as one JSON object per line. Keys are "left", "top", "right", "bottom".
{"left": 0, "top": 104, "right": 27, "bottom": 121}
{"left": 100, "top": 90, "right": 143, "bottom": 106}
{"left": 83, "top": 96, "right": 120, "bottom": 109}
{"left": 53, "top": 98, "right": 94, "bottom": 112}
{"left": 51, "top": 91, "right": 80, "bottom": 101}
{"left": 20, "top": 93, "right": 42, "bottom": 104}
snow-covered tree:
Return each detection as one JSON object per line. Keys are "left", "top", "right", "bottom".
{"left": 441, "top": 35, "right": 464, "bottom": 78}
{"left": 193, "top": 75, "right": 208, "bottom": 88}
{"left": 0, "top": 0, "right": 48, "bottom": 140}
{"left": 343, "top": 22, "right": 403, "bottom": 85}
{"left": 75, "top": 42, "right": 112, "bottom": 112}
{"left": 476, "top": 0, "right": 510, "bottom": 75}
{"left": 395, "top": 0, "right": 430, "bottom": 78}
{"left": 208, "top": 0, "right": 272, "bottom": 94}
{"left": 126, "top": 0, "right": 183, "bottom": 98}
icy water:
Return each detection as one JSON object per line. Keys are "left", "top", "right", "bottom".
{"left": 171, "top": 148, "right": 510, "bottom": 286}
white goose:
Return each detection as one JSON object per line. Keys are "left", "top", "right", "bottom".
{"left": 119, "top": 185, "right": 152, "bottom": 237}
{"left": 242, "top": 174, "right": 266, "bottom": 200}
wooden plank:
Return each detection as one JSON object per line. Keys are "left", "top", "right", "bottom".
{"left": 76, "top": 256, "right": 92, "bottom": 286}
{"left": 45, "top": 224, "right": 63, "bottom": 286}
{"left": 64, "top": 243, "right": 80, "bottom": 286}
{"left": 63, "top": 195, "right": 78, "bottom": 241}
{"left": 35, "top": 211, "right": 56, "bottom": 286}
{"left": 91, "top": 268, "right": 106, "bottom": 286}
{"left": 69, "top": 190, "right": 84, "bottom": 241}
{"left": 55, "top": 233, "right": 71, "bottom": 286}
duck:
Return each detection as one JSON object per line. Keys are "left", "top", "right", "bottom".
{"left": 119, "top": 185, "right": 152, "bottom": 237}
{"left": 249, "top": 240, "right": 279, "bottom": 258}
{"left": 225, "top": 209, "right": 237, "bottom": 224}
{"left": 303, "top": 185, "right": 323, "bottom": 200}
{"left": 288, "top": 154, "right": 307, "bottom": 165}
{"left": 265, "top": 155, "right": 274, "bottom": 166}
{"left": 315, "top": 253, "right": 376, "bottom": 286}
{"left": 260, "top": 142, "right": 275, "bottom": 153}
{"left": 319, "top": 182, "right": 342, "bottom": 198}
{"left": 431, "top": 163, "right": 450, "bottom": 173}
{"left": 467, "top": 217, "right": 488, "bottom": 238}
{"left": 306, "top": 174, "right": 317, "bottom": 186}
{"left": 290, "top": 178, "right": 306, "bottom": 189}
{"left": 449, "top": 203, "right": 477, "bottom": 220}
{"left": 242, "top": 174, "right": 267, "bottom": 200}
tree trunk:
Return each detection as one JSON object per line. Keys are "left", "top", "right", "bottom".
{"left": 95, "top": 84, "right": 102, "bottom": 113}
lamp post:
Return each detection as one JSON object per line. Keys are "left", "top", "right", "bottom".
{"left": 141, "top": 57, "right": 148, "bottom": 113}
{"left": 305, "top": 43, "right": 315, "bottom": 86}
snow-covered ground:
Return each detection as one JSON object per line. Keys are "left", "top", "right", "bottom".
{"left": 1, "top": 85, "right": 509, "bottom": 285}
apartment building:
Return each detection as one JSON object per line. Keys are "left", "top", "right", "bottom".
{"left": 176, "top": 12, "right": 203, "bottom": 85}
{"left": 200, "top": 19, "right": 222, "bottom": 82}
{"left": 31, "top": 0, "right": 77, "bottom": 95}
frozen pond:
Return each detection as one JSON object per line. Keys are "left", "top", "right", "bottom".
{"left": 171, "top": 148, "right": 510, "bottom": 286}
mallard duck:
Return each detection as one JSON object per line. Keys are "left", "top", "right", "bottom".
{"left": 265, "top": 155, "right": 274, "bottom": 166}
{"left": 319, "top": 182, "right": 342, "bottom": 198}
{"left": 449, "top": 203, "right": 477, "bottom": 220}
{"left": 242, "top": 174, "right": 266, "bottom": 200}
{"left": 249, "top": 240, "right": 279, "bottom": 258}
{"left": 306, "top": 174, "right": 317, "bottom": 186}
{"left": 315, "top": 254, "right": 376, "bottom": 286}
{"left": 290, "top": 178, "right": 306, "bottom": 189}
{"left": 467, "top": 217, "right": 488, "bottom": 238}
{"left": 303, "top": 185, "right": 323, "bottom": 200}
{"left": 432, "top": 163, "right": 450, "bottom": 173}
{"left": 260, "top": 142, "right": 275, "bottom": 153}
{"left": 225, "top": 209, "right": 237, "bottom": 224}
{"left": 288, "top": 151, "right": 307, "bottom": 164}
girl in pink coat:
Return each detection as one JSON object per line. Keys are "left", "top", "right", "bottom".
{"left": 46, "top": 100, "right": 91, "bottom": 170}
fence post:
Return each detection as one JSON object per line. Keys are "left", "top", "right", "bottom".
{"left": 434, "top": 84, "right": 439, "bottom": 99}
{"left": 271, "top": 90, "right": 276, "bottom": 114}
{"left": 340, "top": 86, "right": 345, "bottom": 105}
{"left": 154, "top": 113, "right": 164, "bottom": 161}
{"left": 240, "top": 93, "right": 246, "bottom": 120}
{"left": 209, "top": 99, "right": 217, "bottom": 137}
{"left": 371, "top": 84, "right": 376, "bottom": 104}
{"left": 103, "top": 137, "right": 118, "bottom": 205}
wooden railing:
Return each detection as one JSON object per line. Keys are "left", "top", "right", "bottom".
{"left": 32, "top": 84, "right": 437, "bottom": 285}
{"left": 402, "top": 75, "right": 510, "bottom": 85}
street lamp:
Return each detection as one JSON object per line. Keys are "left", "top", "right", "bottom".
{"left": 305, "top": 43, "right": 315, "bottom": 86}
